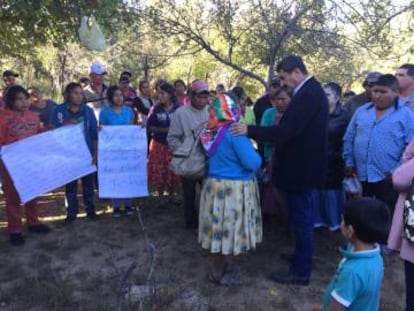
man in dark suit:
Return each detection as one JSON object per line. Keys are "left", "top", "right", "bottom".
{"left": 231, "top": 55, "right": 328, "bottom": 285}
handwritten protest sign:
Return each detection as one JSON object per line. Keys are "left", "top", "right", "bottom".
{"left": 1, "top": 125, "right": 97, "bottom": 203}
{"left": 98, "top": 126, "right": 148, "bottom": 198}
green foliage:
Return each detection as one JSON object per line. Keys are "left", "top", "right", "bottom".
{"left": 0, "top": 0, "right": 140, "bottom": 57}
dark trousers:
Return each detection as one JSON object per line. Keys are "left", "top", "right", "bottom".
{"left": 406, "top": 260, "right": 414, "bottom": 311}
{"left": 181, "top": 177, "right": 202, "bottom": 227}
{"left": 286, "top": 189, "right": 315, "bottom": 279}
{"left": 362, "top": 179, "right": 398, "bottom": 214}
{"left": 65, "top": 174, "right": 95, "bottom": 218}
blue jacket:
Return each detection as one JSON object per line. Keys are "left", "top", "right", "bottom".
{"left": 208, "top": 131, "right": 261, "bottom": 180}
{"left": 51, "top": 103, "right": 98, "bottom": 154}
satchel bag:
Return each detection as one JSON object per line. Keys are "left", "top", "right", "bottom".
{"left": 404, "top": 181, "right": 414, "bottom": 243}
{"left": 170, "top": 125, "right": 206, "bottom": 180}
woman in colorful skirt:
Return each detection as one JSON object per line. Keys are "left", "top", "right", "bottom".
{"left": 199, "top": 92, "right": 262, "bottom": 286}
{"left": 147, "top": 82, "right": 181, "bottom": 202}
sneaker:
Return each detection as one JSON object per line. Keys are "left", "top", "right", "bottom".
{"left": 28, "top": 223, "right": 51, "bottom": 234}
{"left": 125, "top": 207, "right": 134, "bottom": 216}
{"left": 87, "top": 212, "right": 97, "bottom": 220}
{"left": 9, "top": 233, "right": 25, "bottom": 246}
{"left": 113, "top": 209, "right": 121, "bottom": 218}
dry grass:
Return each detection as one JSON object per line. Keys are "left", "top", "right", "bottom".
{"left": 0, "top": 190, "right": 405, "bottom": 311}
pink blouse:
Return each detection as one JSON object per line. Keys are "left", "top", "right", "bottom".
{"left": 388, "top": 140, "right": 414, "bottom": 263}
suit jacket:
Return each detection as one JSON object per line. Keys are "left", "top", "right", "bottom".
{"left": 248, "top": 77, "right": 329, "bottom": 193}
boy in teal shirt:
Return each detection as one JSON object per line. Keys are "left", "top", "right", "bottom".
{"left": 322, "top": 198, "right": 390, "bottom": 311}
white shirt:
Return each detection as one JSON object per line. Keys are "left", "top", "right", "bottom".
{"left": 293, "top": 75, "right": 312, "bottom": 95}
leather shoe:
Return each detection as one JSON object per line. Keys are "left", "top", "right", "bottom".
{"left": 270, "top": 271, "right": 309, "bottom": 286}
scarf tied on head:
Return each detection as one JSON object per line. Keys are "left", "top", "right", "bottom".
{"left": 200, "top": 92, "right": 241, "bottom": 157}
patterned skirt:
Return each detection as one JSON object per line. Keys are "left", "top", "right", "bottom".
{"left": 199, "top": 178, "right": 263, "bottom": 256}
{"left": 147, "top": 140, "right": 181, "bottom": 191}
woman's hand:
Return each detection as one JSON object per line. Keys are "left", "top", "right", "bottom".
{"left": 230, "top": 122, "right": 247, "bottom": 136}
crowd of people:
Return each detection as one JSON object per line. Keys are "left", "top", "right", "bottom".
{"left": 0, "top": 55, "right": 413, "bottom": 310}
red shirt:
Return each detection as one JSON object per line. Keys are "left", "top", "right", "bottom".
{"left": 0, "top": 109, "right": 40, "bottom": 145}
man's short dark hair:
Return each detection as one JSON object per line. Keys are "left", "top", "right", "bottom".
{"left": 399, "top": 64, "right": 414, "bottom": 76}
{"left": 276, "top": 55, "right": 308, "bottom": 74}
{"left": 324, "top": 82, "right": 342, "bottom": 98}
{"left": 374, "top": 74, "right": 400, "bottom": 92}
{"left": 343, "top": 198, "right": 390, "bottom": 244}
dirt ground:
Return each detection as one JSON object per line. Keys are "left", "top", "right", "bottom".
{"left": 0, "top": 190, "right": 406, "bottom": 311}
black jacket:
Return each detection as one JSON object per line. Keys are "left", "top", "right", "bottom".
{"left": 325, "top": 103, "right": 350, "bottom": 189}
{"left": 248, "top": 77, "right": 329, "bottom": 193}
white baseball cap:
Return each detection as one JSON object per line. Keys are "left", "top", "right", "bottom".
{"left": 89, "top": 63, "right": 107, "bottom": 75}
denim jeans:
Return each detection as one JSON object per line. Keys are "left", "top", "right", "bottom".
{"left": 65, "top": 174, "right": 95, "bottom": 218}
{"left": 406, "top": 260, "right": 414, "bottom": 311}
{"left": 286, "top": 189, "right": 315, "bottom": 279}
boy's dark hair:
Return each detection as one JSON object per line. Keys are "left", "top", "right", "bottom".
{"left": 324, "top": 82, "right": 342, "bottom": 98}
{"left": 374, "top": 74, "right": 400, "bottom": 92}
{"left": 343, "top": 198, "right": 391, "bottom": 244}
{"left": 270, "top": 85, "right": 293, "bottom": 100}
{"left": 399, "top": 63, "right": 414, "bottom": 76}
{"left": 276, "top": 55, "right": 308, "bottom": 74}
{"left": 63, "top": 82, "right": 82, "bottom": 102}
{"left": 5, "top": 85, "right": 29, "bottom": 109}
{"left": 106, "top": 85, "right": 121, "bottom": 105}
{"left": 231, "top": 86, "right": 246, "bottom": 100}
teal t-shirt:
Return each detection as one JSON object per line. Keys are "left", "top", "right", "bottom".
{"left": 260, "top": 107, "right": 277, "bottom": 161}
{"left": 99, "top": 106, "right": 134, "bottom": 125}
{"left": 322, "top": 244, "right": 383, "bottom": 311}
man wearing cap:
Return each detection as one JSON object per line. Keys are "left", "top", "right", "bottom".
{"left": 167, "top": 79, "right": 210, "bottom": 229}
{"left": 253, "top": 77, "right": 281, "bottom": 125}
{"left": 344, "top": 72, "right": 381, "bottom": 115}
{"left": 83, "top": 63, "right": 108, "bottom": 120}
{"left": 395, "top": 63, "right": 414, "bottom": 110}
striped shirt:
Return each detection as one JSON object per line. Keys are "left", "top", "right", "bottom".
{"left": 343, "top": 101, "right": 414, "bottom": 182}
